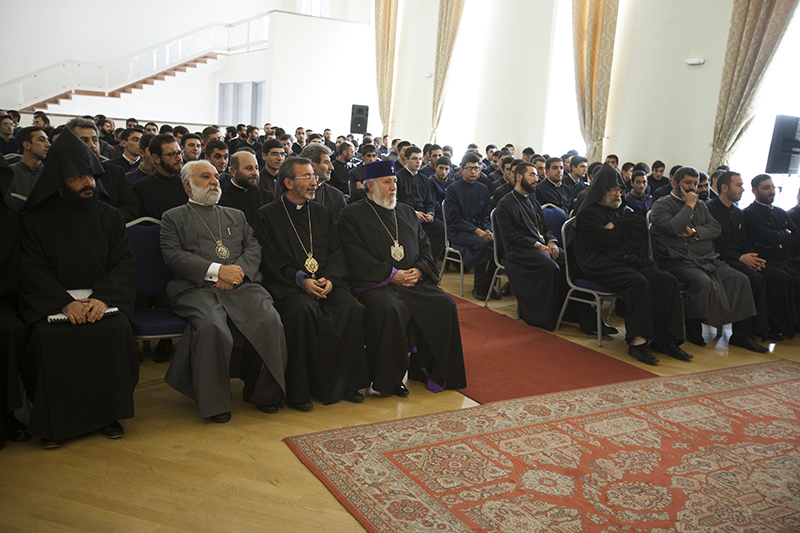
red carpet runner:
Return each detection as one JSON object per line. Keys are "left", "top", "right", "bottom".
{"left": 453, "top": 296, "right": 656, "bottom": 404}
{"left": 286, "top": 361, "right": 800, "bottom": 533}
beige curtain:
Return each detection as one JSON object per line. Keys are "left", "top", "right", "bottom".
{"left": 375, "top": 0, "right": 400, "bottom": 137}
{"left": 709, "top": 0, "right": 797, "bottom": 171}
{"left": 431, "top": 0, "right": 465, "bottom": 143}
{"left": 573, "top": 0, "right": 619, "bottom": 163}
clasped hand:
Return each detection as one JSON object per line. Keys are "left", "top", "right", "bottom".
{"left": 391, "top": 268, "right": 422, "bottom": 287}
{"left": 303, "top": 277, "right": 333, "bottom": 299}
{"left": 216, "top": 264, "right": 244, "bottom": 291}
{"left": 61, "top": 298, "right": 108, "bottom": 325}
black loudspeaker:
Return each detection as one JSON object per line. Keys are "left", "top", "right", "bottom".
{"left": 350, "top": 105, "right": 369, "bottom": 134}
{"left": 765, "top": 115, "right": 800, "bottom": 174}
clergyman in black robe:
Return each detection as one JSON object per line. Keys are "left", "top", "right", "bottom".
{"left": 496, "top": 163, "right": 566, "bottom": 331}
{"left": 339, "top": 160, "right": 466, "bottom": 396}
{"left": 218, "top": 151, "right": 274, "bottom": 230}
{"left": 299, "top": 144, "right": 347, "bottom": 224}
{"left": 132, "top": 134, "right": 187, "bottom": 219}
{"left": 160, "top": 160, "right": 288, "bottom": 422}
{"left": 255, "top": 157, "right": 369, "bottom": 408}
{"left": 707, "top": 172, "right": 794, "bottom": 340}
{"left": 0, "top": 157, "right": 29, "bottom": 448}
{"left": 17, "top": 129, "right": 139, "bottom": 447}
{"left": 573, "top": 163, "right": 691, "bottom": 364}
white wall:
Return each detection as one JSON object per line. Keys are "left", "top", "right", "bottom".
{"left": 264, "top": 11, "right": 378, "bottom": 137}
{"left": 0, "top": 0, "right": 294, "bottom": 85}
{"left": 605, "top": 0, "right": 734, "bottom": 169}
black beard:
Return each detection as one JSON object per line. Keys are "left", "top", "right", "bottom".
{"left": 521, "top": 179, "right": 536, "bottom": 195}
{"left": 62, "top": 186, "right": 98, "bottom": 208}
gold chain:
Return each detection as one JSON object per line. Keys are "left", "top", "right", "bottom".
{"left": 187, "top": 204, "right": 231, "bottom": 260}
{"left": 367, "top": 199, "right": 400, "bottom": 244}
{"left": 281, "top": 196, "right": 318, "bottom": 277}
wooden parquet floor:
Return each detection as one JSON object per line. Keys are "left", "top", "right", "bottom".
{"left": 1, "top": 270, "right": 797, "bottom": 532}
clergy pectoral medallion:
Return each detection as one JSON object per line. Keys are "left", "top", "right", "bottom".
{"left": 215, "top": 241, "right": 231, "bottom": 260}
{"left": 391, "top": 242, "right": 405, "bottom": 261}
{"left": 304, "top": 254, "right": 319, "bottom": 277}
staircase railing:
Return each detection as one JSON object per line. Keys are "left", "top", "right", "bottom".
{"left": 0, "top": 12, "right": 271, "bottom": 110}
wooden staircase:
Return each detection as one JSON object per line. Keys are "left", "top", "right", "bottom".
{"left": 20, "top": 53, "right": 219, "bottom": 111}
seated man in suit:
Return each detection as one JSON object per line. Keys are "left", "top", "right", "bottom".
{"left": 160, "top": 160, "right": 288, "bottom": 423}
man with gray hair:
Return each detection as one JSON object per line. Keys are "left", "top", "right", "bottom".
{"left": 160, "top": 160, "right": 288, "bottom": 423}
{"left": 65, "top": 117, "right": 139, "bottom": 222}
{"left": 300, "top": 143, "right": 347, "bottom": 224}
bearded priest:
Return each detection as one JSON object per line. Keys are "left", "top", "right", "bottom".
{"left": 338, "top": 160, "right": 466, "bottom": 397}
{"left": 160, "top": 160, "right": 288, "bottom": 423}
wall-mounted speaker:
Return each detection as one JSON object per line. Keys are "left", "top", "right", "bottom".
{"left": 350, "top": 105, "right": 369, "bottom": 134}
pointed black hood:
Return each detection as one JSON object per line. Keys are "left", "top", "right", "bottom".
{"left": 22, "top": 128, "right": 105, "bottom": 212}
{"left": 575, "top": 162, "right": 626, "bottom": 215}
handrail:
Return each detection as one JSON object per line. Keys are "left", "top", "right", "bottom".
{"left": 0, "top": 11, "right": 273, "bottom": 109}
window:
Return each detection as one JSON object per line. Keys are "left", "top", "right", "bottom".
{"left": 219, "top": 81, "right": 265, "bottom": 126}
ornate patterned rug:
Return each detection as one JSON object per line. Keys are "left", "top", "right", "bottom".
{"left": 285, "top": 361, "right": 800, "bottom": 532}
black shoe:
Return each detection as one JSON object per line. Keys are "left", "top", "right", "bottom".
{"left": 6, "top": 416, "right": 31, "bottom": 442}
{"left": 408, "top": 366, "right": 431, "bottom": 383}
{"left": 208, "top": 412, "right": 231, "bottom": 423}
{"left": 41, "top": 437, "right": 64, "bottom": 449}
{"left": 393, "top": 383, "right": 410, "bottom": 397}
{"left": 490, "top": 289, "right": 501, "bottom": 300}
{"left": 99, "top": 421, "right": 124, "bottom": 439}
{"left": 152, "top": 339, "right": 174, "bottom": 363}
{"left": 628, "top": 344, "right": 659, "bottom": 365}
{"left": 651, "top": 342, "right": 693, "bottom": 361}
{"left": 343, "top": 390, "right": 365, "bottom": 403}
{"left": 581, "top": 321, "right": 619, "bottom": 336}
{"left": 254, "top": 404, "right": 278, "bottom": 414}
{"left": 500, "top": 282, "right": 512, "bottom": 296}
{"left": 763, "top": 329, "right": 783, "bottom": 342}
{"left": 686, "top": 334, "right": 706, "bottom": 347}
{"left": 729, "top": 335, "right": 769, "bottom": 353}
{"left": 288, "top": 400, "right": 314, "bottom": 411}
{"left": 471, "top": 288, "right": 488, "bottom": 301}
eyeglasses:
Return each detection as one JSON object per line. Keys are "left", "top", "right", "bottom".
{"left": 161, "top": 151, "right": 182, "bottom": 159}
{"left": 408, "top": 156, "right": 422, "bottom": 162}
{"left": 463, "top": 166, "right": 480, "bottom": 172}
{"left": 295, "top": 175, "right": 318, "bottom": 182}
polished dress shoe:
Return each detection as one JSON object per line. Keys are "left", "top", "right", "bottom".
{"left": 208, "top": 412, "right": 232, "bottom": 424}
{"left": 6, "top": 415, "right": 31, "bottom": 442}
{"left": 471, "top": 288, "right": 488, "bottom": 301}
{"left": 686, "top": 333, "right": 707, "bottom": 347}
{"left": 343, "top": 390, "right": 365, "bottom": 403}
{"left": 489, "top": 289, "right": 502, "bottom": 300}
{"left": 581, "top": 321, "right": 619, "bottom": 336}
{"left": 288, "top": 400, "right": 314, "bottom": 411}
{"left": 393, "top": 383, "right": 410, "bottom": 397}
{"left": 254, "top": 404, "right": 278, "bottom": 414}
{"left": 41, "top": 437, "right": 65, "bottom": 449}
{"left": 152, "top": 339, "right": 174, "bottom": 363}
{"left": 500, "top": 282, "right": 512, "bottom": 296}
{"left": 99, "top": 421, "right": 124, "bottom": 439}
{"left": 651, "top": 342, "right": 693, "bottom": 361}
{"left": 628, "top": 344, "right": 659, "bottom": 365}
{"left": 729, "top": 335, "right": 769, "bottom": 353}
{"left": 763, "top": 329, "right": 783, "bottom": 342}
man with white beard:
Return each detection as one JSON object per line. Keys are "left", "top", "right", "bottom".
{"left": 572, "top": 163, "right": 692, "bottom": 366}
{"left": 160, "top": 160, "right": 288, "bottom": 423}
{"left": 338, "top": 160, "right": 467, "bottom": 397}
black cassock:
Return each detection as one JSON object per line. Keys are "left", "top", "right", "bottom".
{"left": 133, "top": 170, "right": 188, "bottom": 219}
{"left": 573, "top": 203, "right": 684, "bottom": 345}
{"left": 99, "top": 161, "right": 139, "bottom": 223}
{"left": 311, "top": 182, "right": 347, "bottom": 224}
{"left": 0, "top": 171, "right": 26, "bottom": 449}
{"left": 496, "top": 190, "right": 565, "bottom": 331}
{"left": 255, "top": 197, "right": 369, "bottom": 405}
{"left": 219, "top": 181, "right": 274, "bottom": 231}
{"left": 339, "top": 198, "right": 466, "bottom": 393}
{"left": 708, "top": 198, "right": 790, "bottom": 339}
{"left": 18, "top": 199, "right": 139, "bottom": 440}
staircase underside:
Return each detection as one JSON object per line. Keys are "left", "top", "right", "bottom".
{"left": 20, "top": 53, "right": 219, "bottom": 112}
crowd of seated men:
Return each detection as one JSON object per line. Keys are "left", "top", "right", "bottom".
{"left": 1, "top": 109, "right": 798, "bottom": 450}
